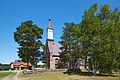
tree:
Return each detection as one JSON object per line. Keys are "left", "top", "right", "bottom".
{"left": 41, "top": 44, "right": 46, "bottom": 64}
{"left": 97, "top": 4, "right": 120, "bottom": 75}
{"left": 60, "top": 3, "right": 120, "bottom": 75}
{"left": 14, "top": 20, "right": 43, "bottom": 67}
{"left": 81, "top": 3, "right": 120, "bottom": 75}
{"left": 81, "top": 3, "right": 100, "bottom": 74}
{"left": 59, "top": 22, "right": 82, "bottom": 69}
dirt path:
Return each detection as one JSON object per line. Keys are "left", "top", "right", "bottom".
{"left": 0, "top": 71, "right": 21, "bottom": 80}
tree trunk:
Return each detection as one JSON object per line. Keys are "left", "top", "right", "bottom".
{"left": 32, "top": 55, "right": 35, "bottom": 67}
{"left": 92, "top": 60, "right": 97, "bottom": 75}
{"left": 85, "top": 56, "right": 87, "bottom": 69}
{"left": 68, "top": 61, "right": 72, "bottom": 69}
{"left": 27, "top": 57, "right": 29, "bottom": 68}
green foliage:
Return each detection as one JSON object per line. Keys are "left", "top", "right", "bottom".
{"left": 82, "top": 3, "right": 120, "bottom": 75}
{"left": 41, "top": 44, "right": 46, "bottom": 63}
{"left": 59, "top": 22, "right": 83, "bottom": 69}
{"left": 60, "top": 3, "right": 120, "bottom": 75}
{"left": 14, "top": 20, "right": 43, "bottom": 67}
{"left": 0, "top": 64, "right": 11, "bottom": 70}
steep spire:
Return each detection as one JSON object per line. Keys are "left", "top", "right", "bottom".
{"left": 48, "top": 19, "right": 52, "bottom": 29}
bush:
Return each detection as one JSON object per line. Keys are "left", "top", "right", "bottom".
{"left": 0, "top": 64, "right": 11, "bottom": 71}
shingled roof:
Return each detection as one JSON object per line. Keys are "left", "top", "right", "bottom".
{"left": 48, "top": 43, "right": 62, "bottom": 56}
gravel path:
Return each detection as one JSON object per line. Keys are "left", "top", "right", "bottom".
{"left": 0, "top": 71, "right": 21, "bottom": 80}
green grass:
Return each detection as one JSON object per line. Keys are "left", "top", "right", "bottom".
{"left": 114, "top": 72, "right": 120, "bottom": 77}
{"left": 0, "top": 72, "right": 13, "bottom": 79}
{"left": 19, "top": 71, "right": 120, "bottom": 80}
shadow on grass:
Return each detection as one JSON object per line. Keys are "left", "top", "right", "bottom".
{"left": 63, "top": 69, "right": 93, "bottom": 76}
{"left": 63, "top": 69, "right": 120, "bottom": 77}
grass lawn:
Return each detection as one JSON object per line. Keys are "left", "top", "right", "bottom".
{"left": 0, "top": 72, "right": 13, "bottom": 79}
{"left": 19, "top": 71, "right": 120, "bottom": 80}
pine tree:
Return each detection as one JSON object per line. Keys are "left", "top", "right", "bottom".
{"left": 59, "top": 22, "right": 82, "bottom": 69}
{"left": 14, "top": 20, "right": 43, "bottom": 67}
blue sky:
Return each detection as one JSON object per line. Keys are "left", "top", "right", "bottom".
{"left": 0, "top": 0, "right": 119, "bottom": 64}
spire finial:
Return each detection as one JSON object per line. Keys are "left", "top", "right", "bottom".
{"left": 48, "top": 18, "right": 51, "bottom": 21}
{"left": 48, "top": 19, "right": 52, "bottom": 29}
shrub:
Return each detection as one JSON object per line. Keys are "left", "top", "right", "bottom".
{"left": 0, "top": 64, "right": 11, "bottom": 71}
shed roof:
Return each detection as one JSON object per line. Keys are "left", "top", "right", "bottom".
{"left": 11, "top": 62, "right": 32, "bottom": 66}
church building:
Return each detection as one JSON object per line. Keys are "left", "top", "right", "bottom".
{"left": 46, "top": 19, "right": 62, "bottom": 69}
{"left": 45, "top": 19, "right": 86, "bottom": 70}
